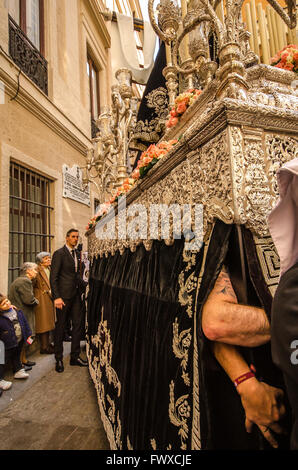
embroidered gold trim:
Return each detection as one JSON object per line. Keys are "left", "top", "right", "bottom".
{"left": 169, "top": 381, "right": 190, "bottom": 450}
{"left": 178, "top": 271, "right": 198, "bottom": 319}
{"left": 86, "top": 308, "right": 123, "bottom": 449}
{"left": 150, "top": 438, "right": 172, "bottom": 450}
{"left": 172, "top": 318, "right": 191, "bottom": 386}
{"left": 115, "top": 412, "right": 122, "bottom": 449}
{"left": 150, "top": 438, "right": 157, "bottom": 450}
{"left": 87, "top": 343, "right": 117, "bottom": 449}
{"left": 178, "top": 251, "right": 198, "bottom": 318}
{"left": 127, "top": 436, "right": 133, "bottom": 450}
{"left": 190, "top": 230, "right": 212, "bottom": 450}
{"left": 107, "top": 394, "right": 116, "bottom": 424}
{"left": 91, "top": 308, "right": 121, "bottom": 397}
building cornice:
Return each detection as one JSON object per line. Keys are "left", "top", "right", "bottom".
{"left": 0, "top": 51, "right": 91, "bottom": 156}
{"left": 87, "top": 0, "right": 111, "bottom": 49}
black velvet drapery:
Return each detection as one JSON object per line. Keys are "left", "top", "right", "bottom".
{"left": 132, "top": 42, "right": 167, "bottom": 171}
{"left": 196, "top": 220, "right": 291, "bottom": 449}
{"left": 87, "top": 220, "right": 291, "bottom": 450}
{"left": 87, "top": 238, "right": 204, "bottom": 450}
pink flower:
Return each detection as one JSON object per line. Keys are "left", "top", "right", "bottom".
{"left": 132, "top": 168, "right": 140, "bottom": 180}
{"left": 166, "top": 116, "right": 178, "bottom": 128}
{"left": 284, "top": 63, "right": 294, "bottom": 71}
{"left": 283, "top": 44, "right": 295, "bottom": 51}
{"left": 155, "top": 148, "right": 167, "bottom": 159}
{"left": 271, "top": 45, "right": 298, "bottom": 71}
{"left": 143, "top": 156, "right": 153, "bottom": 165}
{"left": 158, "top": 141, "right": 171, "bottom": 150}
{"left": 176, "top": 101, "right": 187, "bottom": 114}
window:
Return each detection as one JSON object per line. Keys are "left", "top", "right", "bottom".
{"left": 8, "top": 0, "right": 47, "bottom": 94}
{"left": 9, "top": 162, "right": 54, "bottom": 285}
{"left": 87, "top": 56, "right": 100, "bottom": 121}
{"left": 87, "top": 55, "right": 100, "bottom": 138}
{"left": 8, "top": 0, "right": 20, "bottom": 24}
{"left": 8, "top": 0, "right": 44, "bottom": 53}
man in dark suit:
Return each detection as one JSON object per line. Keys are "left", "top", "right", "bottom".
{"left": 50, "top": 228, "right": 87, "bottom": 372}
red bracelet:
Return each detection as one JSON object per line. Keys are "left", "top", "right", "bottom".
{"left": 234, "top": 371, "right": 255, "bottom": 388}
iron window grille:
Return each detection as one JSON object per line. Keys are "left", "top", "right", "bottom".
{"left": 9, "top": 162, "right": 54, "bottom": 285}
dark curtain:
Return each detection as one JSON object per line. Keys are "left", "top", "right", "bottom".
{"left": 196, "top": 220, "right": 291, "bottom": 450}
{"left": 87, "top": 238, "right": 204, "bottom": 450}
{"left": 132, "top": 42, "right": 168, "bottom": 171}
{"left": 87, "top": 221, "right": 291, "bottom": 450}
{"left": 135, "top": 42, "right": 167, "bottom": 126}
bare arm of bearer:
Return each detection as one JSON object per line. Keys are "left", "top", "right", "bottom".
{"left": 212, "top": 341, "right": 286, "bottom": 448}
{"left": 202, "top": 267, "right": 270, "bottom": 347}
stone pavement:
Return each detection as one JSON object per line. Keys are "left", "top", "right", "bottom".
{"left": 0, "top": 344, "right": 110, "bottom": 450}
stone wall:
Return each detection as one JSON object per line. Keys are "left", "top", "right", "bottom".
{"left": 0, "top": 0, "right": 112, "bottom": 293}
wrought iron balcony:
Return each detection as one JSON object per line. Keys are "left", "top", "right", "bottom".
{"left": 8, "top": 15, "right": 48, "bottom": 95}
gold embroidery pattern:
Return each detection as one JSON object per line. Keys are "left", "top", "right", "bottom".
{"left": 150, "top": 438, "right": 157, "bottom": 450}
{"left": 190, "top": 230, "right": 212, "bottom": 450}
{"left": 169, "top": 381, "right": 190, "bottom": 450}
{"left": 87, "top": 344, "right": 117, "bottom": 449}
{"left": 107, "top": 394, "right": 116, "bottom": 424}
{"left": 150, "top": 438, "right": 172, "bottom": 450}
{"left": 91, "top": 309, "right": 121, "bottom": 398}
{"left": 178, "top": 271, "right": 198, "bottom": 319}
{"left": 170, "top": 238, "right": 207, "bottom": 450}
{"left": 169, "top": 248, "right": 200, "bottom": 449}
{"left": 88, "top": 246, "right": 201, "bottom": 450}
{"left": 172, "top": 318, "right": 191, "bottom": 386}
{"left": 127, "top": 436, "right": 133, "bottom": 450}
{"left": 115, "top": 412, "right": 122, "bottom": 449}
{"left": 169, "top": 248, "right": 198, "bottom": 448}
{"left": 183, "top": 251, "right": 197, "bottom": 270}
{"left": 178, "top": 251, "right": 198, "bottom": 319}
{"left": 87, "top": 308, "right": 123, "bottom": 450}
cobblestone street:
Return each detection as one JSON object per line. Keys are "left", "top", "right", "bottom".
{"left": 0, "top": 344, "right": 110, "bottom": 450}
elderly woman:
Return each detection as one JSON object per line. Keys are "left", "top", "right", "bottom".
{"left": 34, "top": 252, "right": 55, "bottom": 354}
{"left": 8, "top": 262, "right": 39, "bottom": 368}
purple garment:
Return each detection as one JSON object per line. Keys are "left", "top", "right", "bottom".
{"left": 268, "top": 158, "right": 298, "bottom": 277}
{"left": 0, "top": 309, "right": 32, "bottom": 350}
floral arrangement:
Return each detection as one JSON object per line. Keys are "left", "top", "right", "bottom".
{"left": 135, "top": 139, "right": 178, "bottom": 178}
{"left": 86, "top": 201, "right": 112, "bottom": 230}
{"left": 86, "top": 139, "right": 178, "bottom": 230}
{"left": 166, "top": 89, "right": 202, "bottom": 129}
{"left": 270, "top": 44, "right": 298, "bottom": 73}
